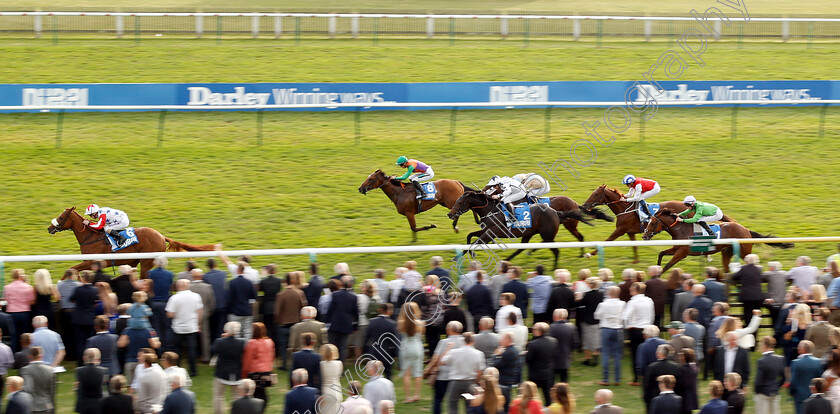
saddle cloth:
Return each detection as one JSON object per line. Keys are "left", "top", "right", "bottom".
{"left": 637, "top": 202, "right": 661, "bottom": 223}
{"left": 693, "top": 223, "right": 722, "bottom": 238}
{"left": 105, "top": 228, "right": 139, "bottom": 251}
{"left": 420, "top": 182, "right": 437, "bottom": 201}
{"left": 501, "top": 204, "right": 533, "bottom": 229}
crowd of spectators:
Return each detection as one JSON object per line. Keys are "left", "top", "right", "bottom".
{"left": 0, "top": 244, "right": 839, "bottom": 414}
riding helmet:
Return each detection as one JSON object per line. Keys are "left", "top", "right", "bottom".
{"left": 396, "top": 156, "right": 408, "bottom": 165}
{"left": 622, "top": 174, "right": 636, "bottom": 185}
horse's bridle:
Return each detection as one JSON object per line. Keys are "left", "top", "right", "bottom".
{"left": 51, "top": 211, "right": 70, "bottom": 232}
{"left": 645, "top": 213, "right": 681, "bottom": 239}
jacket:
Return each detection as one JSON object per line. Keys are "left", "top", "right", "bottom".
{"left": 643, "top": 359, "right": 680, "bottom": 406}
{"left": 326, "top": 289, "right": 358, "bottom": 334}
{"left": 20, "top": 361, "right": 54, "bottom": 411}
{"left": 231, "top": 396, "right": 265, "bottom": 414}
{"left": 678, "top": 201, "right": 720, "bottom": 223}
{"left": 160, "top": 387, "right": 196, "bottom": 414}
{"left": 284, "top": 385, "right": 319, "bottom": 414}
{"left": 525, "top": 335, "right": 557, "bottom": 381}
{"left": 502, "top": 280, "right": 529, "bottom": 318}
{"left": 291, "top": 349, "right": 321, "bottom": 389}
{"left": 644, "top": 277, "right": 668, "bottom": 317}
{"left": 547, "top": 283, "right": 575, "bottom": 313}
{"left": 650, "top": 392, "right": 682, "bottom": 414}
{"left": 466, "top": 282, "right": 494, "bottom": 320}
{"left": 275, "top": 286, "right": 307, "bottom": 326}
{"left": 575, "top": 290, "right": 604, "bottom": 325}
{"left": 549, "top": 320, "right": 576, "bottom": 370}
{"left": 75, "top": 363, "right": 109, "bottom": 414}
{"left": 755, "top": 352, "right": 786, "bottom": 396}
{"left": 364, "top": 316, "right": 400, "bottom": 360}
{"left": 211, "top": 336, "right": 246, "bottom": 382}
{"left": 289, "top": 319, "right": 327, "bottom": 353}
{"left": 493, "top": 345, "right": 521, "bottom": 386}
{"left": 86, "top": 332, "right": 120, "bottom": 375}
{"left": 714, "top": 345, "right": 751, "bottom": 385}
{"left": 790, "top": 355, "right": 825, "bottom": 403}
{"left": 732, "top": 264, "right": 765, "bottom": 302}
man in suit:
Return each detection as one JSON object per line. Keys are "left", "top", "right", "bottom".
{"left": 75, "top": 348, "right": 109, "bottom": 414}
{"left": 644, "top": 266, "right": 668, "bottom": 327}
{"left": 670, "top": 279, "right": 696, "bottom": 323}
{"left": 70, "top": 271, "right": 98, "bottom": 363}
{"left": 231, "top": 378, "right": 264, "bottom": 414}
{"left": 212, "top": 321, "right": 247, "bottom": 414}
{"left": 326, "top": 276, "right": 358, "bottom": 362}
{"left": 589, "top": 388, "right": 623, "bottom": 414}
{"left": 225, "top": 261, "right": 257, "bottom": 340}
{"left": 683, "top": 308, "right": 706, "bottom": 364}
{"left": 686, "top": 284, "right": 714, "bottom": 328}
{"left": 649, "top": 374, "right": 682, "bottom": 414}
{"left": 189, "top": 268, "right": 216, "bottom": 363}
{"left": 466, "top": 272, "right": 494, "bottom": 322}
{"left": 160, "top": 372, "right": 196, "bottom": 414}
{"left": 549, "top": 308, "right": 576, "bottom": 383}
{"left": 474, "top": 318, "right": 500, "bottom": 368}
{"left": 526, "top": 322, "right": 557, "bottom": 404}
{"left": 642, "top": 344, "right": 680, "bottom": 409}
{"left": 666, "top": 321, "right": 696, "bottom": 358}
{"left": 723, "top": 372, "right": 746, "bottom": 414}
{"left": 492, "top": 332, "right": 521, "bottom": 393}
{"left": 285, "top": 368, "right": 319, "bottom": 414}
{"left": 19, "top": 346, "right": 54, "bottom": 414}
{"left": 636, "top": 325, "right": 666, "bottom": 382}
{"left": 291, "top": 332, "right": 321, "bottom": 389}
{"left": 732, "top": 254, "right": 767, "bottom": 325}
{"left": 289, "top": 307, "right": 327, "bottom": 354}
{"left": 85, "top": 315, "right": 119, "bottom": 376}
{"left": 755, "top": 336, "right": 787, "bottom": 414}
{"left": 714, "top": 331, "right": 750, "bottom": 385}
{"left": 365, "top": 303, "right": 400, "bottom": 380}
{"left": 275, "top": 270, "right": 307, "bottom": 370}
{"left": 791, "top": 340, "right": 826, "bottom": 414}
{"left": 805, "top": 308, "right": 835, "bottom": 358}
{"left": 705, "top": 302, "right": 730, "bottom": 380}
{"left": 546, "top": 270, "right": 574, "bottom": 315}
{"left": 803, "top": 378, "right": 833, "bottom": 414}
{"left": 501, "top": 267, "right": 529, "bottom": 319}
{"left": 203, "top": 258, "right": 228, "bottom": 343}
{"left": 4, "top": 376, "right": 33, "bottom": 414}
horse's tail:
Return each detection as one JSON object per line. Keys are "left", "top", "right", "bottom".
{"left": 460, "top": 182, "right": 479, "bottom": 193}
{"left": 561, "top": 209, "right": 594, "bottom": 226}
{"left": 579, "top": 205, "right": 615, "bottom": 222}
{"left": 165, "top": 237, "right": 216, "bottom": 252}
{"left": 721, "top": 214, "right": 737, "bottom": 223}
{"left": 748, "top": 230, "right": 795, "bottom": 249}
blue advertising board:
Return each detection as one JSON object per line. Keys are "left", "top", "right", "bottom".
{"left": 0, "top": 80, "right": 836, "bottom": 112}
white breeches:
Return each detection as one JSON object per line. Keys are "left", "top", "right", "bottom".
{"left": 501, "top": 186, "right": 527, "bottom": 204}
{"left": 697, "top": 208, "right": 723, "bottom": 223}
{"left": 627, "top": 183, "right": 660, "bottom": 202}
{"left": 409, "top": 166, "right": 434, "bottom": 182}
{"left": 104, "top": 216, "right": 130, "bottom": 232}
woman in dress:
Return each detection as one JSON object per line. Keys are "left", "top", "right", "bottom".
{"left": 398, "top": 301, "right": 425, "bottom": 403}
{"left": 543, "top": 383, "right": 574, "bottom": 414}
{"left": 823, "top": 348, "right": 840, "bottom": 414}
{"left": 509, "top": 381, "right": 544, "bottom": 414}
{"left": 242, "top": 322, "right": 275, "bottom": 413}
{"left": 32, "top": 269, "right": 59, "bottom": 330}
{"left": 320, "top": 343, "right": 344, "bottom": 414}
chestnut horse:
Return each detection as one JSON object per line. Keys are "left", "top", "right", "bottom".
{"left": 482, "top": 182, "right": 614, "bottom": 256}
{"left": 47, "top": 207, "right": 215, "bottom": 278}
{"left": 581, "top": 184, "right": 735, "bottom": 262}
{"left": 358, "top": 169, "right": 478, "bottom": 239}
{"left": 448, "top": 191, "right": 561, "bottom": 269}
{"left": 643, "top": 208, "right": 793, "bottom": 271}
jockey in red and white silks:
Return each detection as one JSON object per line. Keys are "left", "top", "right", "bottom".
{"left": 84, "top": 204, "right": 131, "bottom": 245}
{"left": 621, "top": 175, "right": 660, "bottom": 217}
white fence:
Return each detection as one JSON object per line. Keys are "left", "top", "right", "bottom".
{"left": 0, "top": 11, "right": 837, "bottom": 41}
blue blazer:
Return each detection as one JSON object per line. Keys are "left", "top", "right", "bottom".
{"left": 791, "top": 355, "right": 825, "bottom": 402}
{"left": 698, "top": 398, "right": 728, "bottom": 414}
{"left": 284, "top": 386, "right": 319, "bottom": 414}
{"left": 326, "top": 289, "right": 358, "bottom": 334}
{"left": 86, "top": 332, "right": 120, "bottom": 375}
{"left": 160, "top": 387, "right": 196, "bottom": 414}
{"left": 291, "top": 349, "right": 322, "bottom": 389}
{"left": 636, "top": 337, "right": 666, "bottom": 376}
{"left": 4, "top": 391, "right": 33, "bottom": 414}
{"left": 70, "top": 284, "right": 98, "bottom": 325}
{"left": 650, "top": 393, "right": 683, "bottom": 414}
{"left": 466, "top": 283, "right": 494, "bottom": 319}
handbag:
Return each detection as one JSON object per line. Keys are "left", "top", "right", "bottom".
{"left": 249, "top": 371, "right": 274, "bottom": 388}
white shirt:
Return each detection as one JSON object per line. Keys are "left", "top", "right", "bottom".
{"left": 227, "top": 263, "right": 259, "bottom": 285}
{"left": 724, "top": 344, "right": 738, "bottom": 375}
{"left": 500, "top": 325, "right": 529, "bottom": 351}
{"left": 458, "top": 271, "right": 478, "bottom": 293}
{"left": 403, "top": 270, "right": 422, "bottom": 291}
{"left": 388, "top": 279, "right": 404, "bottom": 303}
{"left": 441, "top": 346, "right": 485, "bottom": 381}
{"left": 165, "top": 289, "right": 204, "bottom": 334}
{"left": 622, "top": 294, "right": 655, "bottom": 329}
{"left": 164, "top": 366, "right": 192, "bottom": 391}
{"left": 495, "top": 304, "right": 522, "bottom": 332}
{"left": 362, "top": 376, "right": 396, "bottom": 410}
{"left": 434, "top": 335, "right": 465, "bottom": 381}
{"left": 594, "top": 298, "right": 626, "bottom": 329}
{"left": 787, "top": 265, "right": 820, "bottom": 294}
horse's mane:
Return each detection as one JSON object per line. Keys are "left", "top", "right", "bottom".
{"left": 607, "top": 187, "right": 625, "bottom": 197}
{"left": 657, "top": 208, "right": 677, "bottom": 216}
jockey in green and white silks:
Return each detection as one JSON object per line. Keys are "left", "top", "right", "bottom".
{"left": 677, "top": 195, "right": 723, "bottom": 236}
{"left": 395, "top": 156, "right": 435, "bottom": 199}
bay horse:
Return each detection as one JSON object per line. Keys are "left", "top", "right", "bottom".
{"left": 581, "top": 184, "right": 735, "bottom": 262}
{"left": 447, "top": 191, "right": 561, "bottom": 269}
{"left": 358, "top": 169, "right": 478, "bottom": 240}
{"left": 642, "top": 208, "right": 793, "bottom": 271}
{"left": 482, "top": 182, "right": 613, "bottom": 256}
{"left": 47, "top": 206, "right": 215, "bottom": 278}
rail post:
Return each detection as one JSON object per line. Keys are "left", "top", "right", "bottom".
{"left": 596, "top": 244, "right": 605, "bottom": 269}
{"left": 523, "top": 18, "right": 530, "bottom": 47}
{"left": 596, "top": 19, "right": 603, "bottom": 48}
{"left": 449, "top": 107, "right": 457, "bottom": 143}
{"left": 34, "top": 15, "right": 42, "bottom": 39}
{"left": 134, "top": 15, "right": 141, "bottom": 45}
{"left": 730, "top": 240, "right": 741, "bottom": 264}
{"left": 818, "top": 104, "right": 828, "bottom": 138}
{"left": 216, "top": 15, "right": 222, "bottom": 45}
{"left": 55, "top": 109, "right": 65, "bottom": 149}
{"left": 52, "top": 15, "right": 58, "bottom": 45}
{"left": 730, "top": 104, "right": 739, "bottom": 139}
{"left": 256, "top": 109, "right": 264, "bottom": 146}
{"left": 449, "top": 17, "right": 455, "bottom": 46}
{"left": 156, "top": 110, "right": 167, "bottom": 147}
{"left": 639, "top": 113, "right": 646, "bottom": 142}
{"left": 373, "top": 17, "right": 378, "bottom": 45}
{"left": 295, "top": 16, "right": 301, "bottom": 45}
{"left": 544, "top": 106, "right": 551, "bottom": 142}
{"left": 354, "top": 108, "right": 361, "bottom": 145}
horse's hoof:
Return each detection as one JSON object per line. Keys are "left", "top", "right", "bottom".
{"left": 583, "top": 253, "right": 592, "bottom": 259}
{"left": 430, "top": 224, "right": 437, "bottom": 229}
{"left": 453, "top": 227, "right": 460, "bottom": 233}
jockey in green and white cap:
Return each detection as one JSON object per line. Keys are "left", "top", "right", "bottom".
{"left": 394, "top": 156, "right": 434, "bottom": 199}
{"left": 677, "top": 196, "right": 723, "bottom": 236}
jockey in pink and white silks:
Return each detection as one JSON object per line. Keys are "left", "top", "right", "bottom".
{"left": 84, "top": 204, "right": 130, "bottom": 245}
{"left": 620, "top": 174, "right": 660, "bottom": 218}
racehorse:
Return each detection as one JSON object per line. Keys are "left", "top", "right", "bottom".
{"left": 47, "top": 207, "right": 215, "bottom": 278}
{"left": 482, "top": 182, "right": 613, "bottom": 257}
{"left": 358, "top": 169, "right": 478, "bottom": 239}
{"left": 581, "top": 184, "right": 735, "bottom": 262}
{"left": 447, "top": 191, "right": 561, "bottom": 269}
{"left": 642, "top": 208, "right": 793, "bottom": 271}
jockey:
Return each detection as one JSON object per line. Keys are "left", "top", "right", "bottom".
{"left": 621, "top": 174, "right": 660, "bottom": 217}
{"left": 84, "top": 204, "right": 130, "bottom": 246}
{"left": 677, "top": 196, "right": 723, "bottom": 236}
{"left": 512, "top": 173, "right": 551, "bottom": 200}
{"left": 486, "top": 175, "right": 528, "bottom": 219}
{"left": 394, "top": 156, "right": 435, "bottom": 199}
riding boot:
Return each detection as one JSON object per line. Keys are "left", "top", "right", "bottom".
{"left": 506, "top": 203, "right": 517, "bottom": 224}
{"left": 412, "top": 181, "right": 424, "bottom": 199}
{"left": 699, "top": 221, "right": 714, "bottom": 236}
{"left": 106, "top": 229, "right": 126, "bottom": 246}
{"left": 640, "top": 200, "right": 651, "bottom": 216}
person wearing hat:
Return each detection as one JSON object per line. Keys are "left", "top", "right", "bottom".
{"left": 620, "top": 174, "right": 660, "bottom": 218}
{"left": 82, "top": 204, "right": 130, "bottom": 247}
{"left": 667, "top": 321, "right": 696, "bottom": 361}
{"left": 677, "top": 196, "right": 723, "bottom": 237}
{"left": 392, "top": 156, "right": 434, "bottom": 199}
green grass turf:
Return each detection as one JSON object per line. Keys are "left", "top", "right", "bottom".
{"left": 0, "top": 36, "right": 836, "bottom": 414}
{"left": 0, "top": 40, "right": 838, "bottom": 84}
{"left": 0, "top": 0, "right": 834, "bottom": 15}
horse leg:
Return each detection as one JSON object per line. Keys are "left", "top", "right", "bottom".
{"left": 628, "top": 233, "right": 639, "bottom": 263}
{"left": 662, "top": 247, "right": 690, "bottom": 272}
{"left": 505, "top": 233, "right": 533, "bottom": 263}
{"left": 587, "top": 228, "right": 626, "bottom": 258}
{"left": 139, "top": 259, "right": 155, "bottom": 279}
{"left": 452, "top": 214, "right": 460, "bottom": 233}
{"left": 657, "top": 247, "right": 679, "bottom": 267}
{"left": 406, "top": 213, "right": 437, "bottom": 242}
{"left": 563, "top": 220, "right": 587, "bottom": 257}
{"left": 466, "top": 229, "right": 486, "bottom": 245}
{"left": 72, "top": 261, "right": 94, "bottom": 272}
